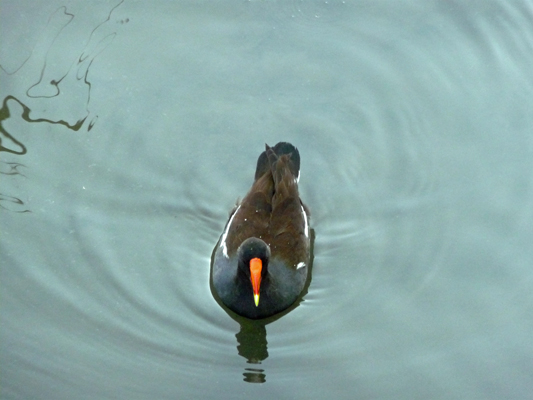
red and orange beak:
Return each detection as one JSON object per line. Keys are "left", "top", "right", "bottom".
{"left": 250, "top": 257, "right": 262, "bottom": 307}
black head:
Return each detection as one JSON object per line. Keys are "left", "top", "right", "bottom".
{"left": 237, "top": 237, "right": 270, "bottom": 278}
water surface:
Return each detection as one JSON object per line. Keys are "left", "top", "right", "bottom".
{"left": 2, "top": 1, "right": 533, "bottom": 399}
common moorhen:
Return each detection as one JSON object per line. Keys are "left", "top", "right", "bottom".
{"left": 212, "top": 142, "right": 311, "bottom": 319}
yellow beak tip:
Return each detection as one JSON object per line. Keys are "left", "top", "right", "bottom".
{"left": 254, "top": 294, "right": 260, "bottom": 307}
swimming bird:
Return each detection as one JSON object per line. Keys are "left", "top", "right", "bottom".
{"left": 212, "top": 142, "right": 311, "bottom": 319}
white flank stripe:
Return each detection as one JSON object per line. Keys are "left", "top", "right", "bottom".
{"left": 296, "top": 262, "right": 306, "bottom": 269}
{"left": 301, "top": 205, "right": 309, "bottom": 238}
{"left": 220, "top": 205, "right": 240, "bottom": 258}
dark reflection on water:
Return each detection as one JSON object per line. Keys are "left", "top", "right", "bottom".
{"left": 0, "top": 161, "right": 30, "bottom": 213}
{"left": 0, "top": 1, "right": 123, "bottom": 143}
{"left": 237, "top": 321, "right": 268, "bottom": 383}
{"left": 0, "top": 95, "right": 86, "bottom": 154}
{"left": 0, "top": 2, "right": 123, "bottom": 213}
{"left": 210, "top": 230, "right": 315, "bottom": 383}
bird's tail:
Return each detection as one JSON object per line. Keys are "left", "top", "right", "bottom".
{"left": 255, "top": 142, "right": 300, "bottom": 181}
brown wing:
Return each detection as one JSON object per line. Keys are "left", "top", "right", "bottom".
{"left": 225, "top": 171, "right": 274, "bottom": 256}
{"left": 268, "top": 155, "right": 309, "bottom": 267}
{"left": 225, "top": 144, "right": 308, "bottom": 266}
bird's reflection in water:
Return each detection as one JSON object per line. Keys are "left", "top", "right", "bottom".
{"left": 236, "top": 320, "right": 268, "bottom": 383}
{"left": 231, "top": 303, "right": 304, "bottom": 383}
{"left": 210, "top": 230, "right": 315, "bottom": 383}
{"left": 243, "top": 367, "right": 266, "bottom": 384}
{"left": 236, "top": 320, "right": 268, "bottom": 362}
